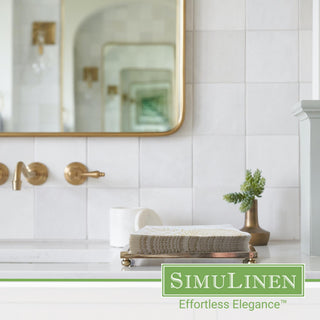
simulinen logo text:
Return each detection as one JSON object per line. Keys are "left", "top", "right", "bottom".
{"left": 162, "top": 264, "right": 304, "bottom": 297}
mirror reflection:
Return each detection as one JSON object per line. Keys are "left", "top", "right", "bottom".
{"left": 0, "top": 0, "right": 184, "bottom": 135}
{"left": 65, "top": 0, "right": 183, "bottom": 134}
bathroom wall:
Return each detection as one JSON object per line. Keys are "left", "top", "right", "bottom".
{"left": 12, "top": 0, "right": 60, "bottom": 132}
{"left": 0, "top": 0, "right": 312, "bottom": 241}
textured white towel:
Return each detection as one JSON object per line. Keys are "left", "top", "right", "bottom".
{"left": 130, "top": 225, "right": 251, "bottom": 254}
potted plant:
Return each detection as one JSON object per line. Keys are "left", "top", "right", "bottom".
{"left": 223, "top": 169, "right": 270, "bottom": 246}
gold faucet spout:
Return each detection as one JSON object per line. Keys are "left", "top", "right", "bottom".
{"left": 13, "top": 162, "right": 35, "bottom": 191}
{"left": 12, "top": 162, "right": 48, "bottom": 191}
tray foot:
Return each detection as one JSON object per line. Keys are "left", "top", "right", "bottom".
{"left": 243, "top": 258, "right": 257, "bottom": 264}
{"left": 121, "top": 258, "right": 132, "bottom": 267}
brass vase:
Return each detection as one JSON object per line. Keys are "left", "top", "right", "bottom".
{"left": 240, "top": 200, "right": 270, "bottom": 246}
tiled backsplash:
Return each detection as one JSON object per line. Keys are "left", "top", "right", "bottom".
{"left": 0, "top": 0, "right": 312, "bottom": 241}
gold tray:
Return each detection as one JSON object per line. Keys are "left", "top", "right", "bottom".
{"left": 120, "top": 246, "right": 257, "bottom": 267}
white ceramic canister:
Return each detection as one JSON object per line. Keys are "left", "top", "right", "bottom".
{"left": 109, "top": 207, "right": 162, "bottom": 247}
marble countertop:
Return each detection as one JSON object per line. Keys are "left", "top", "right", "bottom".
{"left": 0, "top": 240, "right": 319, "bottom": 279}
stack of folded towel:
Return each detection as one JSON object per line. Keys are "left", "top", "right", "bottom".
{"left": 129, "top": 225, "right": 251, "bottom": 254}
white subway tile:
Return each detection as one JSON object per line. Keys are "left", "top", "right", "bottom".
{"left": 300, "top": 30, "right": 312, "bottom": 82}
{"left": 247, "top": 0, "right": 298, "bottom": 30}
{"left": 140, "top": 188, "right": 193, "bottom": 225}
{"left": 246, "top": 31, "right": 299, "bottom": 82}
{"left": 193, "top": 84, "right": 245, "bottom": 135}
{"left": 0, "top": 189, "right": 34, "bottom": 239}
{"left": 34, "top": 138, "right": 86, "bottom": 187}
{"left": 87, "top": 188, "right": 139, "bottom": 240}
{"left": 87, "top": 138, "right": 139, "bottom": 188}
{"left": 140, "top": 136, "right": 192, "bottom": 187}
{"left": 246, "top": 84, "right": 299, "bottom": 135}
{"left": 193, "top": 187, "right": 244, "bottom": 228}
{"left": 35, "top": 188, "right": 87, "bottom": 239}
{"left": 195, "top": 0, "right": 245, "bottom": 30}
{"left": 247, "top": 136, "right": 299, "bottom": 187}
{"left": 194, "top": 31, "right": 245, "bottom": 83}
{"left": 300, "top": 0, "right": 313, "bottom": 30}
{"left": 0, "top": 138, "right": 34, "bottom": 188}
{"left": 258, "top": 188, "right": 300, "bottom": 240}
{"left": 193, "top": 136, "right": 245, "bottom": 188}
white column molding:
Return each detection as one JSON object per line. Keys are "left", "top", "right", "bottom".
{"left": 294, "top": 101, "right": 320, "bottom": 255}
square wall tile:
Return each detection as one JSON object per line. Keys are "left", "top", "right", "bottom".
{"left": 300, "top": 82, "right": 312, "bottom": 99}
{"left": 193, "top": 136, "right": 245, "bottom": 188}
{"left": 87, "top": 138, "right": 139, "bottom": 188}
{"left": 193, "top": 188, "right": 244, "bottom": 228}
{"left": 140, "top": 136, "right": 192, "bottom": 187}
{"left": 246, "top": 0, "right": 298, "bottom": 30}
{"left": 185, "top": 31, "right": 193, "bottom": 83}
{"left": 246, "top": 136, "right": 299, "bottom": 187}
{"left": 258, "top": 188, "right": 300, "bottom": 240}
{"left": 186, "top": 0, "right": 193, "bottom": 31}
{"left": 88, "top": 188, "right": 139, "bottom": 240}
{"left": 194, "top": 31, "right": 245, "bottom": 83}
{"left": 193, "top": 84, "right": 245, "bottom": 135}
{"left": 300, "top": 31, "right": 312, "bottom": 82}
{"left": 246, "top": 31, "right": 298, "bottom": 82}
{"left": 35, "top": 188, "right": 87, "bottom": 239}
{"left": 34, "top": 138, "right": 86, "bottom": 187}
{"left": 195, "top": 0, "right": 245, "bottom": 30}
{"left": 0, "top": 189, "right": 33, "bottom": 239}
{"left": 0, "top": 138, "right": 34, "bottom": 188}
{"left": 300, "top": 0, "right": 313, "bottom": 30}
{"left": 140, "top": 188, "right": 193, "bottom": 225}
{"left": 246, "top": 84, "right": 299, "bottom": 135}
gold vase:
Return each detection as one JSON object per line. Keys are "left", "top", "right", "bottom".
{"left": 240, "top": 200, "right": 270, "bottom": 246}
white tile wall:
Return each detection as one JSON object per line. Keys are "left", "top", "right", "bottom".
{"left": 246, "top": 31, "right": 299, "bottom": 82}
{"left": 300, "top": 30, "right": 312, "bottom": 82}
{"left": 193, "top": 84, "right": 245, "bottom": 135}
{"left": 0, "top": 0, "right": 312, "bottom": 241}
{"left": 140, "top": 136, "right": 192, "bottom": 188}
{"left": 246, "top": 136, "right": 300, "bottom": 187}
{"left": 194, "top": 31, "right": 245, "bottom": 83}
{"left": 246, "top": 84, "right": 299, "bottom": 135}
{"left": 34, "top": 188, "right": 87, "bottom": 239}
{"left": 195, "top": 0, "right": 245, "bottom": 31}
{"left": 87, "top": 138, "right": 139, "bottom": 188}
{"left": 246, "top": 0, "right": 299, "bottom": 30}
{"left": 140, "top": 188, "right": 193, "bottom": 226}
{"left": 193, "top": 136, "right": 245, "bottom": 188}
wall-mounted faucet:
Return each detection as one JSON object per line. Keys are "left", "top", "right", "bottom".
{"left": 12, "top": 162, "right": 48, "bottom": 191}
{"left": 0, "top": 163, "right": 9, "bottom": 185}
{"left": 64, "top": 162, "right": 105, "bottom": 185}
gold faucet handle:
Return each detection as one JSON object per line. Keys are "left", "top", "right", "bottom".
{"left": 81, "top": 171, "right": 105, "bottom": 179}
{"left": 64, "top": 162, "right": 105, "bottom": 185}
{"left": 0, "top": 163, "right": 9, "bottom": 185}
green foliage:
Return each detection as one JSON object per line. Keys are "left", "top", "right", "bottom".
{"left": 223, "top": 169, "right": 266, "bottom": 213}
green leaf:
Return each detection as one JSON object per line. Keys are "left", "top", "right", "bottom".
{"left": 223, "top": 193, "right": 245, "bottom": 204}
{"left": 223, "top": 169, "right": 266, "bottom": 212}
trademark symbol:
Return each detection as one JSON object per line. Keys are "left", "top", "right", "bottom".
{"left": 281, "top": 300, "right": 287, "bottom": 304}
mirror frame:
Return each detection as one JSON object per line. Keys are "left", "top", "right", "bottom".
{"left": 1, "top": 0, "right": 185, "bottom": 137}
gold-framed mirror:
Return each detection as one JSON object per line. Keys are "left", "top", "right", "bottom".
{"left": 0, "top": 0, "right": 185, "bottom": 137}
